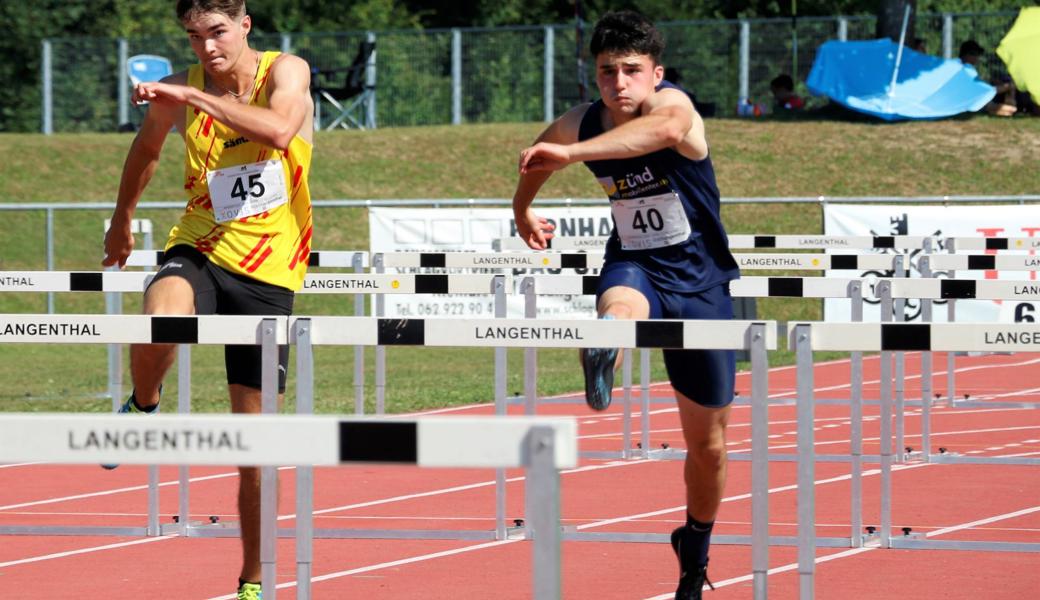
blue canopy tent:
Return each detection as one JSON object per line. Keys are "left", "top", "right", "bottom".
{"left": 806, "top": 38, "right": 996, "bottom": 121}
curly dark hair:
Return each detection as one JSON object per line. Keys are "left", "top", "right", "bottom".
{"left": 590, "top": 11, "right": 665, "bottom": 63}
{"left": 176, "top": 0, "right": 246, "bottom": 22}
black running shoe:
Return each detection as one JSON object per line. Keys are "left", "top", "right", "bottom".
{"left": 581, "top": 347, "right": 618, "bottom": 410}
{"left": 671, "top": 526, "right": 714, "bottom": 600}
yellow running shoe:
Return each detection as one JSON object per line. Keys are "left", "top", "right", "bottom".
{"left": 237, "top": 581, "right": 262, "bottom": 600}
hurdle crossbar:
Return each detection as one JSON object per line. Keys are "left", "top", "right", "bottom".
{"left": 493, "top": 234, "right": 928, "bottom": 251}
{"left": 0, "top": 413, "right": 576, "bottom": 600}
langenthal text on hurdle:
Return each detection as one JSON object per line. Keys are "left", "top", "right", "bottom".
{"left": 0, "top": 276, "right": 34, "bottom": 286}
{"left": 303, "top": 278, "right": 380, "bottom": 290}
{"left": 473, "top": 256, "right": 539, "bottom": 265}
{"left": 68, "top": 429, "right": 250, "bottom": 451}
{"left": 474, "top": 325, "right": 585, "bottom": 340}
{"left": 1, "top": 322, "right": 101, "bottom": 336}
{"left": 737, "top": 257, "right": 806, "bottom": 267}
{"left": 984, "top": 330, "right": 1040, "bottom": 344}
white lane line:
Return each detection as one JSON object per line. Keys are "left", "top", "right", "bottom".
{"left": 0, "top": 534, "right": 177, "bottom": 568}
{"left": 770, "top": 355, "right": 1040, "bottom": 399}
{"left": 640, "top": 503, "right": 1040, "bottom": 600}
{"left": 204, "top": 539, "right": 521, "bottom": 600}
{"left": 0, "top": 467, "right": 301, "bottom": 512}
{"left": 735, "top": 425, "right": 1040, "bottom": 455}
{"left": 290, "top": 459, "right": 652, "bottom": 520}
{"left": 0, "top": 462, "right": 44, "bottom": 469}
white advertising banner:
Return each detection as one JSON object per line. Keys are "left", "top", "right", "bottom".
{"left": 368, "top": 207, "right": 612, "bottom": 318}
{"left": 824, "top": 204, "right": 1040, "bottom": 323}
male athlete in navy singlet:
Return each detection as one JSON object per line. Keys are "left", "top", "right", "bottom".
{"left": 511, "top": 11, "right": 739, "bottom": 599}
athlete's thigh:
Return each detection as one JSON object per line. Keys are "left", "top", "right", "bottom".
{"left": 143, "top": 245, "right": 217, "bottom": 315}
{"left": 596, "top": 261, "right": 660, "bottom": 319}
{"left": 210, "top": 266, "right": 295, "bottom": 392}
{"left": 662, "top": 283, "right": 735, "bottom": 408}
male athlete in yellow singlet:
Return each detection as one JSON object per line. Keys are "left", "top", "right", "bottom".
{"left": 102, "top": 2, "right": 312, "bottom": 598}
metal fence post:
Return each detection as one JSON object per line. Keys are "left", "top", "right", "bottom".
{"left": 942, "top": 13, "right": 953, "bottom": 59}
{"left": 46, "top": 208, "right": 55, "bottom": 313}
{"left": 366, "top": 31, "right": 377, "bottom": 129}
{"left": 281, "top": 33, "right": 292, "bottom": 53}
{"left": 739, "top": 20, "right": 750, "bottom": 108}
{"left": 118, "top": 38, "right": 129, "bottom": 128}
{"left": 41, "top": 40, "right": 53, "bottom": 135}
{"left": 543, "top": 26, "right": 554, "bottom": 123}
{"left": 451, "top": 28, "right": 462, "bottom": 125}
{"left": 837, "top": 17, "right": 848, "bottom": 41}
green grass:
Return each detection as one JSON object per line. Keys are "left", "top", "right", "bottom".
{"left": 1, "top": 116, "right": 1038, "bottom": 413}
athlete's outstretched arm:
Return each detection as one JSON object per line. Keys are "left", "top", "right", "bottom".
{"left": 520, "top": 88, "right": 706, "bottom": 173}
{"left": 132, "top": 54, "right": 311, "bottom": 152}
{"left": 512, "top": 105, "right": 587, "bottom": 249}
{"left": 103, "top": 94, "right": 180, "bottom": 268}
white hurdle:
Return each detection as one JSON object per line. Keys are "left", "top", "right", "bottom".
{"left": 790, "top": 321, "right": 1040, "bottom": 600}
{"left": 0, "top": 314, "right": 283, "bottom": 540}
{"left": 494, "top": 233, "right": 928, "bottom": 251}
{"left": 0, "top": 412, "right": 577, "bottom": 600}
{"left": 290, "top": 316, "right": 778, "bottom": 599}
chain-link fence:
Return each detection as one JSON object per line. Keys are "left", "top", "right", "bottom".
{"left": 39, "top": 11, "right": 1020, "bottom": 133}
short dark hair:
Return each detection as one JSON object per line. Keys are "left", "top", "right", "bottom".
{"left": 959, "top": 39, "right": 984, "bottom": 59}
{"left": 590, "top": 11, "right": 665, "bottom": 63}
{"left": 770, "top": 74, "right": 794, "bottom": 91}
{"left": 176, "top": 0, "right": 246, "bottom": 22}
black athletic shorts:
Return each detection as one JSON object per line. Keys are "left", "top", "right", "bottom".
{"left": 148, "top": 244, "right": 294, "bottom": 392}
{"left": 597, "top": 261, "right": 735, "bottom": 408}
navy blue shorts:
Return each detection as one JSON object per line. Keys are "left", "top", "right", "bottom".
{"left": 149, "top": 245, "right": 294, "bottom": 392}
{"left": 596, "top": 262, "right": 735, "bottom": 408}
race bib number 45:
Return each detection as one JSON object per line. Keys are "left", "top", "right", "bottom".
{"left": 207, "top": 159, "right": 288, "bottom": 223}
{"left": 611, "top": 191, "right": 691, "bottom": 250}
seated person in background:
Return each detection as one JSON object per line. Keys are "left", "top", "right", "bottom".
{"left": 959, "top": 39, "right": 1016, "bottom": 117}
{"left": 664, "top": 67, "right": 716, "bottom": 117}
{"left": 769, "top": 74, "right": 804, "bottom": 110}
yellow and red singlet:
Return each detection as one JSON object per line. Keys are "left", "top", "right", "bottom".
{"left": 168, "top": 50, "right": 313, "bottom": 291}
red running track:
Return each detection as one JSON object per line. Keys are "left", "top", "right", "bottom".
{"left": 1, "top": 351, "right": 1039, "bottom": 599}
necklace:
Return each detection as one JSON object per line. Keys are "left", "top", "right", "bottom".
{"left": 212, "top": 50, "right": 260, "bottom": 99}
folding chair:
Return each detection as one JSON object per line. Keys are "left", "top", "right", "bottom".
{"left": 311, "top": 40, "right": 376, "bottom": 130}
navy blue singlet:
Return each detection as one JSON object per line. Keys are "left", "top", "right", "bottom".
{"left": 578, "top": 81, "right": 739, "bottom": 293}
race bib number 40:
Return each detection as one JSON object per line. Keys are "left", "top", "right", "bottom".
{"left": 207, "top": 159, "right": 288, "bottom": 223}
{"left": 611, "top": 191, "right": 691, "bottom": 250}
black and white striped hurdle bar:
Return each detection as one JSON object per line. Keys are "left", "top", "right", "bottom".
{"left": 0, "top": 314, "right": 287, "bottom": 344}
{"left": 920, "top": 253, "right": 1040, "bottom": 271}
{"left": 374, "top": 251, "right": 902, "bottom": 272}
{"left": 882, "top": 277, "right": 1040, "bottom": 301}
{"left": 0, "top": 413, "right": 577, "bottom": 600}
{"left": 0, "top": 271, "right": 508, "bottom": 295}
{"left": 794, "top": 320, "right": 1040, "bottom": 353}
{"left": 123, "top": 250, "right": 368, "bottom": 268}
{"left": 373, "top": 251, "right": 597, "bottom": 270}
{"left": 121, "top": 249, "right": 903, "bottom": 273}
{"left": 520, "top": 274, "right": 865, "bottom": 299}
{"left": 735, "top": 253, "right": 899, "bottom": 271}
{"left": 946, "top": 236, "right": 1040, "bottom": 251}
{"left": 288, "top": 316, "right": 777, "bottom": 350}
{"left": 494, "top": 234, "right": 928, "bottom": 251}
